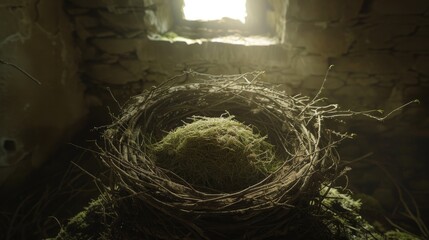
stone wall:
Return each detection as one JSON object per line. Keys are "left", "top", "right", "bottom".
{"left": 65, "top": 0, "right": 429, "bottom": 225}
{"left": 0, "top": 0, "right": 87, "bottom": 187}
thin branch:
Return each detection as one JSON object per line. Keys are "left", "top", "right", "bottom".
{"left": 0, "top": 59, "right": 42, "bottom": 85}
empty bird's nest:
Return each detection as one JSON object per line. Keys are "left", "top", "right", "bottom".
{"left": 97, "top": 71, "right": 355, "bottom": 239}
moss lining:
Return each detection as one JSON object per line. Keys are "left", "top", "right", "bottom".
{"left": 152, "top": 116, "right": 282, "bottom": 192}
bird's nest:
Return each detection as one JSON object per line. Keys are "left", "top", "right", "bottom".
{"left": 98, "top": 71, "right": 355, "bottom": 239}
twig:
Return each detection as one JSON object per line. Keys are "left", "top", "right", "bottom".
{"left": 0, "top": 59, "right": 42, "bottom": 85}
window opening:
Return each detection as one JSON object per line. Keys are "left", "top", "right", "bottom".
{"left": 183, "top": 0, "right": 247, "bottom": 24}
{"left": 145, "top": 0, "right": 286, "bottom": 46}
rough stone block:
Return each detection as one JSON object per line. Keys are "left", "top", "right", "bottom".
{"left": 394, "top": 37, "right": 429, "bottom": 51}
{"left": 301, "top": 76, "right": 344, "bottom": 90}
{"left": 415, "top": 56, "right": 429, "bottom": 76}
{"left": 371, "top": 0, "right": 429, "bottom": 15}
{"left": 350, "top": 76, "right": 379, "bottom": 86}
{"left": 75, "top": 16, "right": 99, "bottom": 28}
{"left": 401, "top": 73, "right": 419, "bottom": 86}
{"left": 286, "top": 22, "right": 354, "bottom": 56}
{"left": 417, "top": 26, "right": 429, "bottom": 36}
{"left": 82, "top": 46, "right": 99, "bottom": 61}
{"left": 294, "top": 55, "right": 329, "bottom": 76}
{"left": 0, "top": 8, "right": 21, "bottom": 43}
{"left": 367, "top": 15, "right": 429, "bottom": 25}
{"left": 332, "top": 85, "right": 390, "bottom": 108}
{"left": 119, "top": 59, "right": 148, "bottom": 77}
{"left": 86, "top": 63, "right": 140, "bottom": 84}
{"left": 75, "top": 21, "right": 92, "bottom": 41}
{"left": 331, "top": 54, "right": 412, "bottom": 74}
{"left": 68, "top": 0, "right": 145, "bottom": 8}
{"left": 403, "top": 86, "right": 428, "bottom": 102}
{"left": 287, "top": 0, "right": 363, "bottom": 21}
{"left": 98, "top": 10, "right": 146, "bottom": 31}
{"left": 65, "top": 7, "right": 90, "bottom": 15}
{"left": 366, "top": 24, "right": 416, "bottom": 46}
{"left": 0, "top": 0, "right": 24, "bottom": 7}
{"left": 91, "top": 38, "right": 141, "bottom": 54}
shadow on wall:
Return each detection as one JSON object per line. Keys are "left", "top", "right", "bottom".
{"left": 0, "top": 0, "right": 87, "bottom": 188}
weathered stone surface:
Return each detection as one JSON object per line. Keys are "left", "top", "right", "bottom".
{"left": 75, "top": 16, "right": 99, "bottom": 28}
{"left": 75, "top": 20, "right": 92, "bottom": 40}
{"left": 395, "top": 37, "right": 429, "bottom": 51}
{"left": 397, "top": 72, "right": 420, "bottom": 86}
{"left": 402, "top": 76, "right": 419, "bottom": 85}
{"left": 301, "top": 76, "right": 344, "bottom": 90}
{"left": 82, "top": 46, "right": 99, "bottom": 60}
{"left": 98, "top": 10, "right": 146, "bottom": 31}
{"left": 144, "top": 6, "right": 174, "bottom": 34}
{"left": 119, "top": 59, "right": 148, "bottom": 78}
{"left": 294, "top": 55, "right": 329, "bottom": 76}
{"left": 403, "top": 86, "right": 428, "bottom": 101}
{"left": 0, "top": 0, "right": 24, "bottom": 7}
{"left": 371, "top": 0, "right": 429, "bottom": 15}
{"left": 375, "top": 74, "right": 400, "bottom": 84}
{"left": 91, "top": 38, "right": 141, "bottom": 54}
{"left": 86, "top": 63, "right": 140, "bottom": 84}
{"left": 264, "top": 73, "right": 303, "bottom": 87}
{"left": 68, "top": 0, "right": 145, "bottom": 8}
{"left": 0, "top": 8, "right": 22, "bottom": 44}
{"left": 363, "top": 24, "right": 416, "bottom": 48}
{"left": 367, "top": 15, "right": 429, "bottom": 25}
{"left": 351, "top": 76, "right": 379, "bottom": 86}
{"left": 92, "top": 28, "right": 116, "bottom": 38}
{"left": 417, "top": 26, "right": 429, "bottom": 36}
{"left": 287, "top": 0, "right": 363, "bottom": 21}
{"left": 66, "top": 7, "right": 90, "bottom": 15}
{"left": 99, "top": 53, "right": 120, "bottom": 64}
{"left": 1, "top": 0, "right": 87, "bottom": 187}
{"left": 37, "top": 0, "right": 62, "bottom": 33}
{"left": 415, "top": 56, "right": 429, "bottom": 76}
{"left": 331, "top": 54, "right": 412, "bottom": 74}
{"left": 286, "top": 22, "right": 353, "bottom": 56}
{"left": 401, "top": 104, "right": 427, "bottom": 122}
{"left": 332, "top": 85, "right": 390, "bottom": 108}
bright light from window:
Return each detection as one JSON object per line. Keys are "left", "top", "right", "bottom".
{"left": 183, "top": 0, "right": 247, "bottom": 24}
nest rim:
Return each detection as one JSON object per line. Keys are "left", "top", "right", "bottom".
{"left": 99, "top": 71, "right": 345, "bottom": 239}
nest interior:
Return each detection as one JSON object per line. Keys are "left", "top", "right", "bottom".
{"left": 152, "top": 115, "right": 281, "bottom": 193}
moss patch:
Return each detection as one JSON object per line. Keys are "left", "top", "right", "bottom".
{"left": 152, "top": 116, "right": 282, "bottom": 192}
{"left": 52, "top": 197, "right": 112, "bottom": 240}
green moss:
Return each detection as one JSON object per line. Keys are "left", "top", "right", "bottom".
{"left": 385, "top": 230, "right": 420, "bottom": 240}
{"left": 315, "top": 187, "right": 425, "bottom": 240}
{"left": 316, "top": 186, "right": 382, "bottom": 239}
{"left": 152, "top": 116, "right": 282, "bottom": 192}
{"left": 52, "top": 189, "right": 423, "bottom": 239}
{"left": 53, "top": 196, "right": 112, "bottom": 240}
